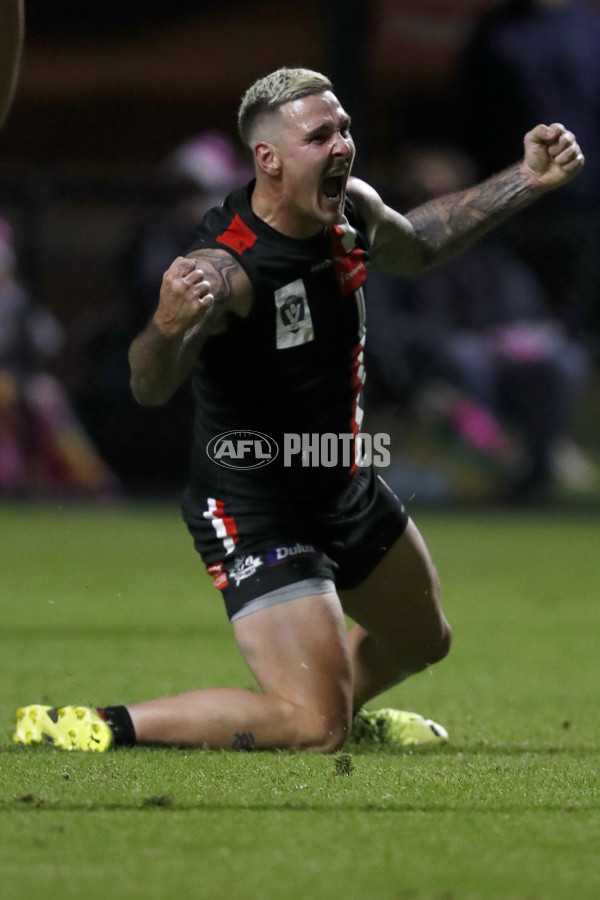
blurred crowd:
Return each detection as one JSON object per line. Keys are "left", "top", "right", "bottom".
{"left": 365, "top": 145, "right": 596, "bottom": 504}
{"left": 1, "top": 0, "right": 599, "bottom": 503}
{"left": 0, "top": 217, "right": 119, "bottom": 498}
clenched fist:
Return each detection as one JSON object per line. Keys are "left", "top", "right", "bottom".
{"left": 521, "top": 123, "right": 584, "bottom": 191}
{"left": 153, "top": 256, "right": 216, "bottom": 339}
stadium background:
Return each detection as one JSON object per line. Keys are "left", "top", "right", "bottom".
{"left": 4, "top": 10, "right": 600, "bottom": 897}
{"left": 2, "top": 0, "right": 598, "bottom": 500}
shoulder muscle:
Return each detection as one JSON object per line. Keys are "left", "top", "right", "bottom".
{"left": 347, "top": 177, "right": 427, "bottom": 275}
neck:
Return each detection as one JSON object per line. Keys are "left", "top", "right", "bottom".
{"left": 250, "top": 178, "right": 325, "bottom": 240}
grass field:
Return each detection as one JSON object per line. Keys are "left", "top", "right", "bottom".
{"left": 2, "top": 501, "right": 600, "bottom": 900}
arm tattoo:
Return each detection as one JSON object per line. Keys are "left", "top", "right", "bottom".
{"left": 405, "top": 163, "right": 536, "bottom": 260}
{"left": 232, "top": 731, "right": 256, "bottom": 752}
{"left": 191, "top": 251, "right": 240, "bottom": 302}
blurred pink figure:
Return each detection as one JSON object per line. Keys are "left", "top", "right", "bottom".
{"left": 0, "top": 218, "right": 118, "bottom": 496}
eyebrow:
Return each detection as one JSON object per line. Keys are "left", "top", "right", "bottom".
{"left": 305, "top": 115, "right": 352, "bottom": 139}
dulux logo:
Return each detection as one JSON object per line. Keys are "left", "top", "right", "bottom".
{"left": 266, "top": 542, "right": 315, "bottom": 566}
{"left": 206, "top": 431, "right": 279, "bottom": 470}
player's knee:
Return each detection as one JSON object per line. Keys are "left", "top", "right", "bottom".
{"left": 412, "top": 573, "right": 451, "bottom": 668}
{"left": 307, "top": 730, "right": 347, "bottom": 754}
{"left": 306, "top": 723, "right": 348, "bottom": 754}
{"left": 423, "top": 616, "right": 452, "bottom": 668}
{"left": 427, "top": 617, "right": 452, "bottom": 666}
{"left": 418, "top": 614, "right": 451, "bottom": 666}
{"left": 294, "top": 707, "right": 351, "bottom": 754}
{"left": 397, "top": 615, "right": 452, "bottom": 674}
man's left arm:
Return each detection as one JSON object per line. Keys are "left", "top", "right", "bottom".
{"left": 355, "top": 123, "right": 584, "bottom": 276}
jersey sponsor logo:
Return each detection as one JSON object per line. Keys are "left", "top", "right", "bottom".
{"left": 206, "top": 430, "right": 279, "bottom": 470}
{"left": 230, "top": 554, "right": 264, "bottom": 587}
{"left": 337, "top": 252, "right": 367, "bottom": 293}
{"left": 310, "top": 258, "right": 333, "bottom": 273}
{"left": 274, "top": 279, "right": 315, "bottom": 349}
{"left": 266, "top": 542, "right": 316, "bottom": 566}
{"left": 216, "top": 214, "right": 257, "bottom": 254}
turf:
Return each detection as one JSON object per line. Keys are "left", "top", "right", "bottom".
{"left": 2, "top": 501, "right": 600, "bottom": 899}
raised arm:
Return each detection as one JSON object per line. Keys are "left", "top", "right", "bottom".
{"left": 0, "top": 0, "right": 24, "bottom": 129}
{"left": 128, "top": 249, "right": 252, "bottom": 406}
{"left": 351, "top": 123, "right": 584, "bottom": 277}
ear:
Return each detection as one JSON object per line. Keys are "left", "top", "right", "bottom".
{"left": 254, "top": 140, "right": 281, "bottom": 176}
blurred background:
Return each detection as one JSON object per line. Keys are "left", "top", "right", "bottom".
{"left": 1, "top": 0, "right": 599, "bottom": 505}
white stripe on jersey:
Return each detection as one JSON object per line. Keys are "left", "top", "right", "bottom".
{"left": 203, "top": 497, "right": 237, "bottom": 556}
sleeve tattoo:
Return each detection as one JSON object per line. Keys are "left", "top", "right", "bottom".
{"left": 405, "top": 164, "right": 535, "bottom": 257}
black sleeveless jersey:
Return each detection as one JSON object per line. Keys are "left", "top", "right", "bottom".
{"left": 186, "top": 180, "right": 371, "bottom": 508}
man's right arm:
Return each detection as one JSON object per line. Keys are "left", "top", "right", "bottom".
{"left": 128, "top": 249, "right": 252, "bottom": 406}
{"left": 0, "top": 0, "right": 24, "bottom": 129}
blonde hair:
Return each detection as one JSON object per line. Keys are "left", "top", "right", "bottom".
{"left": 238, "top": 67, "right": 333, "bottom": 146}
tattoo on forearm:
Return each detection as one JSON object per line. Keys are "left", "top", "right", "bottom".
{"left": 232, "top": 731, "right": 256, "bottom": 751}
{"left": 405, "top": 164, "right": 535, "bottom": 255}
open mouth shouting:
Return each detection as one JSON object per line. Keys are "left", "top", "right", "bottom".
{"left": 321, "top": 170, "right": 349, "bottom": 211}
{"left": 323, "top": 174, "right": 344, "bottom": 199}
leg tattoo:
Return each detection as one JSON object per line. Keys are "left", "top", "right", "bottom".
{"left": 232, "top": 731, "right": 256, "bottom": 751}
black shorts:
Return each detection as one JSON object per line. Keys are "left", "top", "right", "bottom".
{"left": 181, "top": 466, "right": 409, "bottom": 621}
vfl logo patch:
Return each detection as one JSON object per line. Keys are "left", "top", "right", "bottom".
{"left": 275, "top": 279, "right": 314, "bottom": 349}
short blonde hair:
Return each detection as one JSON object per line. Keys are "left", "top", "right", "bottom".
{"left": 238, "top": 67, "right": 333, "bottom": 146}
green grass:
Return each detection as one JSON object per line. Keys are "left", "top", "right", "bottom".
{"left": 2, "top": 501, "right": 600, "bottom": 899}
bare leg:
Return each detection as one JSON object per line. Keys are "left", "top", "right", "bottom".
{"left": 128, "top": 592, "right": 353, "bottom": 752}
{"left": 340, "top": 518, "right": 451, "bottom": 711}
{"left": 128, "top": 520, "right": 447, "bottom": 748}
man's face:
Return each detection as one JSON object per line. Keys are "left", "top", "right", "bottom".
{"left": 266, "top": 91, "right": 355, "bottom": 234}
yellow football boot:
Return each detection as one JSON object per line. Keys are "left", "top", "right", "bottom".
{"left": 350, "top": 707, "right": 448, "bottom": 747}
{"left": 13, "top": 704, "right": 113, "bottom": 751}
